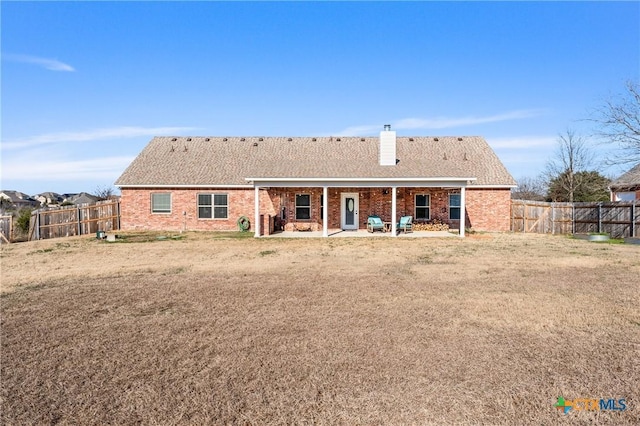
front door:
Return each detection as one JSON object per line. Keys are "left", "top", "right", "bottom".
{"left": 341, "top": 193, "right": 359, "bottom": 230}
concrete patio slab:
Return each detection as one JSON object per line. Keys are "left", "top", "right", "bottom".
{"left": 265, "top": 229, "right": 458, "bottom": 238}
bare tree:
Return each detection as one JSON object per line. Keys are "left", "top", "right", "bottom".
{"left": 545, "top": 130, "right": 595, "bottom": 202}
{"left": 511, "top": 176, "right": 546, "bottom": 201}
{"left": 95, "top": 186, "right": 117, "bottom": 201}
{"left": 592, "top": 80, "right": 640, "bottom": 165}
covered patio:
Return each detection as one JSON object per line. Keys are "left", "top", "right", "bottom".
{"left": 248, "top": 177, "right": 476, "bottom": 238}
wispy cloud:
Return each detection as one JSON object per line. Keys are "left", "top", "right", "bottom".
{"left": 1, "top": 155, "right": 135, "bottom": 182}
{"left": 3, "top": 126, "right": 198, "bottom": 150}
{"left": 488, "top": 136, "right": 557, "bottom": 149}
{"left": 3, "top": 53, "right": 75, "bottom": 72}
{"left": 332, "top": 109, "right": 546, "bottom": 136}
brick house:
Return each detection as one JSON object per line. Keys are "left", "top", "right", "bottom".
{"left": 609, "top": 163, "right": 640, "bottom": 201}
{"left": 115, "top": 126, "right": 516, "bottom": 237}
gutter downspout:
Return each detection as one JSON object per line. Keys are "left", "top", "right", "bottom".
{"left": 254, "top": 186, "right": 260, "bottom": 237}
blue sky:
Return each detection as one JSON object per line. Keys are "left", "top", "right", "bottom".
{"left": 2, "top": 1, "right": 639, "bottom": 195}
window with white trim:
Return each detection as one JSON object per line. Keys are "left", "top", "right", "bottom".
{"left": 151, "top": 193, "right": 171, "bottom": 214}
{"left": 295, "top": 194, "right": 311, "bottom": 220}
{"left": 415, "top": 194, "right": 430, "bottom": 220}
{"left": 449, "top": 194, "right": 461, "bottom": 220}
{"left": 614, "top": 191, "right": 636, "bottom": 201}
{"left": 198, "top": 193, "right": 228, "bottom": 219}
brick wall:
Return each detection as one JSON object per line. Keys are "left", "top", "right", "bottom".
{"left": 358, "top": 187, "right": 510, "bottom": 231}
{"left": 119, "top": 188, "right": 276, "bottom": 233}
{"left": 120, "top": 187, "right": 512, "bottom": 233}
{"left": 277, "top": 187, "right": 323, "bottom": 231}
{"left": 465, "top": 188, "right": 512, "bottom": 231}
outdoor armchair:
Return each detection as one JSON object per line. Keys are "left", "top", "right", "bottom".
{"left": 397, "top": 215, "right": 413, "bottom": 233}
{"left": 367, "top": 215, "right": 384, "bottom": 233}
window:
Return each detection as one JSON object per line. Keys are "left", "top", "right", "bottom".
{"left": 151, "top": 193, "right": 171, "bottom": 213}
{"left": 415, "top": 194, "right": 430, "bottom": 220}
{"left": 449, "top": 194, "right": 461, "bottom": 220}
{"left": 614, "top": 191, "right": 636, "bottom": 201}
{"left": 295, "top": 194, "right": 311, "bottom": 220}
{"left": 198, "top": 193, "right": 228, "bottom": 219}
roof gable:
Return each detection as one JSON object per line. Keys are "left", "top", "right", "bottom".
{"left": 610, "top": 163, "right": 640, "bottom": 190}
{"left": 116, "top": 136, "right": 516, "bottom": 187}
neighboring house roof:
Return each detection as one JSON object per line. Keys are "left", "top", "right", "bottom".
{"left": 609, "top": 163, "right": 640, "bottom": 191}
{"left": 0, "top": 190, "right": 37, "bottom": 205}
{"left": 116, "top": 136, "right": 516, "bottom": 188}
{"left": 68, "top": 192, "right": 100, "bottom": 205}
{"left": 35, "top": 192, "right": 64, "bottom": 205}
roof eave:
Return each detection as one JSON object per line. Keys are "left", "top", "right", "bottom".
{"left": 246, "top": 177, "right": 477, "bottom": 182}
{"left": 469, "top": 184, "right": 518, "bottom": 189}
{"left": 116, "top": 184, "right": 254, "bottom": 189}
{"left": 245, "top": 177, "right": 478, "bottom": 188}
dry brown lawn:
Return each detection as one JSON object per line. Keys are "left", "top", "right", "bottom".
{"left": 1, "top": 232, "right": 639, "bottom": 425}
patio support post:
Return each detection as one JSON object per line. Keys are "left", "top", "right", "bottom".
{"left": 391, "top": 186, "right": 397, "bottom": 236}
{"left": 322, "top": 186, "right": 328, "bottom": 237}
{"left": 254, "top": 186, "right": 260, "bottom": 237}
{"left": 459, "top": 186, "right": 466, "bottom": 237}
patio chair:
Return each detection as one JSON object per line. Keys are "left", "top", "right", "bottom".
{"left": 397, "top": 215, "right": 413, "bottom": 233}
{"left": 367, "top": 215, "right": 384, "bottom": 233}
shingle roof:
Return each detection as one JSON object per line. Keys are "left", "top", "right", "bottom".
{"left": 610, "top": 163, "right": 640, "bottom": 191}
{"left": 0, "top": 190, "right": 36, "bottom": 203}
{"left": 115, "top": 136, "right": 516, "bottom": 187}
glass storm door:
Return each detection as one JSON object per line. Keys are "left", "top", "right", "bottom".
{"left": 341, "top": 193, "right": 359, "bottom": 230}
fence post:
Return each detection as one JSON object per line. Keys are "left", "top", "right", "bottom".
{"left": 77, "top": 205, "right": 81, "bottom": 236}
{"left": 597, "top": 202, "right": 602, "bottom": 233}
{"left": 632, "top": 201, "right": 636, "bottom": 238}
{"left": 510, "top": 200, "right": 514, "bottom": 232}
{"left": 117, "top": 201, "right": 121, "bottom": 231}
{"left": 36, "top": 210, "right": 40, "bottom": 240}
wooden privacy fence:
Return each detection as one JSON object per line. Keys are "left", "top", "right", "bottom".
{"left": 511, "top": 200, "right": 639, "bottom": 238}
{"left": 0, "top": 215, "right": 12, "bottom": 243}
{"left": 29, "top": 200, "right": 120, "bottom": 241}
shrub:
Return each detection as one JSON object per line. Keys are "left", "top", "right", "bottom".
{"left": 15, "top": 208, "right": 33, "bottom": 233}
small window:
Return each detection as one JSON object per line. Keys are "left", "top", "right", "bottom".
{"left": 151, "top": 193, "right": 171, "bottom": 213}
{"left": 198, "top": 193, "right": 228, "bottom": 219}
{"left": 295, "top": 194, "right": 311, "bottom": 220}
{"left": 415, "top": 194, "right": 430, "bottom": 220}
{"left": 449, "top": 194, "right": 461, "bottom": 220}
{"left": 614, "top": 192, "right": 636, "bottom": 201}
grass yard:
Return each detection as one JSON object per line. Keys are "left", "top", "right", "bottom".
{"left": 1, "top": 232, "right": 639, "bottom": 425}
